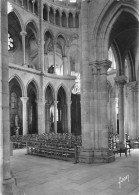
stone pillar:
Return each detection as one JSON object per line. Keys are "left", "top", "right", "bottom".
{"left": 110, "top": 98, "right": 117, "bottom": 134}
{"left": 47, "top": 7, "right": 50, "bottom": 22}
{"left": 45, "top": 103, "right": 50, "bottom": 133}
{"left": 67, "top": 100, "right": 71, "bottom": 133}
{"left": 79, "top": 59, "right": 115, "bottom": 163}
{"left": 27, "top": 0, "right": 29, "bottom": 10}
{"left": 124, "top": 86, "right": 129, "bottom": 135}
{"left": 99, "top": 60, "right": 112, "bottom": 149}
{"left": 38, "top": 0, "right": 44, "bottom": 72}
{"left": 115, "top": 76, "right": 127, "bottom": 142}
{"left": 66, "top": 13, "right": 68, "bottom": 27}
{"left": 53, "top": 43, "right": 56, "bottom": 73}
{"left": 54, "top": 10, "right": 56, "bottom": 25}
{"left": 63, "top": 56, "right": 68, "bottom": 76}
{"left": 110, "top": 94, "right": 117, "bottom": 134}
{"left": 62, "top": 104, "right": 67, "bottom": 132}
{"left": 1, "top": 0, "right": 19, "bottom": 194}
{"left": 128, "top": 82, "right": 136, "bottom": 139}
{"left": 73, "top": 13, "right": 76, "bottom": 28}
{"left": 137, "top": 82, "right": 139, "bottom": 138}
{"left": 32, "top": 0, "right": 35, "bottom": 14}
{"left": 59, "top": 11, "right": 62, "bottom": 26}
{"left": 54, "top": 101, "right": 58, "bottom": 133}
{"left": 37, "top": 99, "right": 45, "bottom": 134}
{"left": 66, "top": 46, "right": 70, "bottom": 75}
{"left": 20, "top": 97, "right": 28, "bottom": 135}
{"left": 21, "top": 0, "right": 24, "bottom": 7}
{"left": 20, "top": 31, "right": 27, "bottom": 67}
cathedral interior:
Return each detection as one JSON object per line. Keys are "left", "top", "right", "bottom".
{"left": 0, "top": 0, "right": 139, "bottom": 194}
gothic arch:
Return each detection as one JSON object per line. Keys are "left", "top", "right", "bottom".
{"left": 9, "top": 74, "right": 25, "bottom": 97}
{"left": 93, "top": 1, "right": 139, "bottom": 64}
{"left": 44, "top": 83, "right": 55, "bottom": 100}
{"left": 25, "top": 19, "right": 39, "bottom": 39}
{"left": 56, "top": 33, "right": 67, "bottom": 44}
{"left": 26, "top": 79, "right": 39, "bottom": 100}
{"left": 44, "top": 29, "right": 54, "bottom": 40}
{"left": 11, "top": 8, "right": 24, "bottom": 30}
{"left": 56, "top": 84, "right": 67, "bottom": 101}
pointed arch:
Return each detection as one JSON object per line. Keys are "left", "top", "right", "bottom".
{"left": 56, "top": 33, "right": 67, "bottom": 44}
{"left": 44, "top": 83, "right": 55, "bottom": 100}
{"left": 44, "top": 29, "right": 54, "bottom": 40}
{"left": 25, "top": 19, "right": 39, "bottom": 38}
{"left": 56, "top": 84, "right": 68, "bottom": 100}
{"left": 11, "top": 8, "right": 24, "bottom": 30}
{"left": 9, "top": 74, "right": 25, "bottom": 97}
{"left": 92, "top": 1, "right": 139, "bottom": 62}
{"left": 26, "top": 79, "right": 39, "bottom": 99}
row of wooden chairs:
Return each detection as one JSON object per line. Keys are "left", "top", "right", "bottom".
{"left": 27, "top": 140, "right": 80, "bottom": 163}
{"left": 10, "top": 133, "right": 82, "bottom": 149}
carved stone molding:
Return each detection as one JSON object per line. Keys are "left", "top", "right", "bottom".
{"left": 89, "top": 59, "right": 112, "bottom": 75}
{"left": 115, "top": 75, "right": 127, "bottom": 87}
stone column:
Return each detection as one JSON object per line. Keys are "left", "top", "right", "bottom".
{"left": 20, "top": 31, "right": 27, "bottom": 67}
{"left": 38, "top": 0, "right": 44, "bottom": 72}
{"left": 124, "top": 86, "right": 129, "bottom": 135}
{"left": 47, "top": 7, "right": 50, "bottom": 22}
{"left": 54, "top": 10, "right": 56, "bottom": 25}
{"left": 45, "top": 103, "right": 50, "bottom": 133}
{"left": 63, "top": 56, "right": 68, "bottom": 76}
{"left": 137, "top": 82, "right": 139, "bottom": 138}
{"left": 115, "top": 76, "right": 127, "bottom": 142}
{"left": 99, "top": 60, "right": 112, "bottom": 149}
{"left": 73, "top": 13, "right": 76, "bottom": 28}
{"left": 27, "top": 0, "right": 29, "bottom": 10}
{"left": 67, "top": 100, "right": 71, "bottom": 133}
{"left": 21, "top": 0, "right": 24, "bottom": 7}
{"left": 128, "top": 82, "right": 136, "bottom": 139}
{"left": 37, "top": 99, "right": 45, "bottom": 134}
{"left": 54, "top": 101, "right": 58, "bottom": 133}
{"left": 59, "top": 11, "right": 62, "bottom": 26}
{"left": 20, "top": 97, "right": 28, "bottom": 135}
{"left": 110, "top": 98, "right": 118, "bottom": 135}
{"left": 66, "top": 46, "right": 70, "bottom": 75}
{"left": 66, "top": 13, "right": 68, "bottom": 27}
{"left": 62, "top": 104, "right": 67, "bottom": 132}
{"left": 1, "top": 0, "right": 19, "bottom": 194}
{"left": 32, "top": 0, "right": 35, "bottom": 14}
{"left": 53, "top": 42, "right": 56, "bottom": 73}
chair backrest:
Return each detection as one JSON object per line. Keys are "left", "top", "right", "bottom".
{"left": 117, "top": 142, "right": 126, "bottom": 149}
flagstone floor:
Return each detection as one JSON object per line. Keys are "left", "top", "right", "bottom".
{"left": 11, "top": 148, "right": 139, "bottom": 195}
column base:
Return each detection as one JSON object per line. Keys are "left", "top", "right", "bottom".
{"left": 2, "top": 177, "right": 22, "bottom": 195}
{"left": 23, "top": 63, "right": 28, "bottom": 67}
{"left": 79, "top": 148, "right": 115, "bottom": 164}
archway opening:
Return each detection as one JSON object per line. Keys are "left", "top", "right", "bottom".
{"left": 9, "top": 78, "right": 22, "bottom": 136}
{"left": 27, "top": 82, "right": 38, "bottom": 134}
{"left": 45, "top": 85, "right": 54, "bottom": 133}
{"left": 57, "top": 87, "right": 67, "bottom": 133}
{"left": 26, "top": 22, "right": 38, "bottom": 69}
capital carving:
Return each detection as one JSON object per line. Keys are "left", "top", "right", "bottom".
{"left": 20, "top": 31, "right": 27, "bottom": 36}
{"left": 90, "top": 59, "right": 111, "bottom": 75}
{"left": 127, "top": 81, "right": 136, "bottom": 91}
{"left": 20, "top": 97, "right": 28, "bottom": 103}
{"left": 115, "top": 76, "right": 127, "bottom": 86}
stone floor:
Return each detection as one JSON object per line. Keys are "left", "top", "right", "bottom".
{"left": 11, "top": 148, "right": 139, "bottom": 195}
